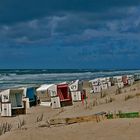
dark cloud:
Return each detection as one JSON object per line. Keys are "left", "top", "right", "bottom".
{"left": 0, "top": 0, "right": 140, "bottom": 68}
{"left": 0, "top": 0, "right": 140, "bottom": 24}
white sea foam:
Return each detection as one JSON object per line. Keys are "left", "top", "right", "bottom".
{"left": 0, "top": 69, "right": 140, "bottom": 90}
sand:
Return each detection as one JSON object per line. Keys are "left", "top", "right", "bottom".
{"left": 1, "top": 81, "right": 140, "bottom": 140}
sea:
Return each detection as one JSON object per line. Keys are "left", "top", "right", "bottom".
{"left": 0, "top": 69, "right": 140, "bottom": 90}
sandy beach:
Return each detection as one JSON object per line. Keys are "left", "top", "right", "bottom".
{"left": 0, "top": 81, "right": 140, "bottom": 140}
{"left": 0, "top": 0, "right": 140, "bottom": 139}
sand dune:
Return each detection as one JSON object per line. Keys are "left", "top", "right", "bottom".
{"left": 1, "top": 81, "right": 140, "bottom": 140}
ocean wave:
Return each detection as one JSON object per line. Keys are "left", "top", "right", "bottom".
{"left": 0, "top": 69, "right": 140, "bottom": 90}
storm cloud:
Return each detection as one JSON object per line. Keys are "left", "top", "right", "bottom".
{"left": 0, "top": 0, "right": 140, "bottom": 68}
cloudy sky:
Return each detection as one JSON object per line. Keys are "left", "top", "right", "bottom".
{"left": 0, "top": 0, "right": 140, "bottom": 69}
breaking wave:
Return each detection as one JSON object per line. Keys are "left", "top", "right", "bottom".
{"left": 0, "top": 69, "right": 140, "bottom": 90}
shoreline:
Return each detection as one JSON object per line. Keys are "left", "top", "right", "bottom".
{"left": 0, "top": 69, "right": 140, "bottom": 90}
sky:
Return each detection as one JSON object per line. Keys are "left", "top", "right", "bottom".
{"left": 0, "top": 0, "right": 140, "bottom": 69}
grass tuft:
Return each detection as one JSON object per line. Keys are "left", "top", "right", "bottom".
{"left": 36, "top": 113, "right": 44, "bottom": 122}
{"left": 0, "top": 122, "right": 12, "bottom": 136}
